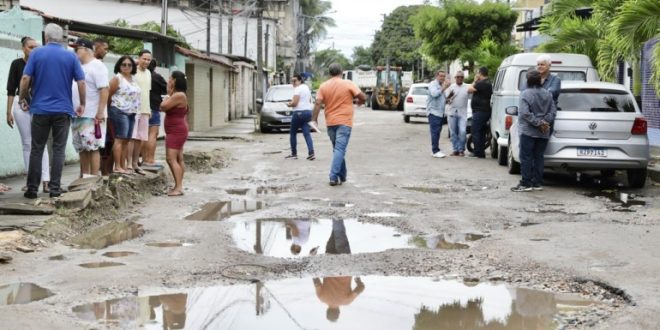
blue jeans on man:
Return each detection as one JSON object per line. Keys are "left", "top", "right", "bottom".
{"left": 327, "top": 125, "right": 351, "bottom": 182}
{"left": 289, "top": 110, "right": 314, "bottom": 156}
{"left": 471, "top": 111, "right": 490, "bottom": 158}
{"left": 519, "top": 134, "right": 549, "bottom": 187}
{"left": 27, "top": 114, "right": 70, "bottom": 196}
{"left": 428, "top": 113, "right": 444, "bottom": 154}
{"left": 447, "top": 113, "right": 467, "bottom": 153}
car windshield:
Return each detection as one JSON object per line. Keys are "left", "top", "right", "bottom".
{"left": 558, "top": 89, "right": 637, "bottom": 112}
{"left": 411, "top": 87, "right": 429, "bottom": 95}
{"left": 266, "top": 87, "right": 294, "bottom": 102}
{"left": 518, "top": 71, "right": 587, "bottom": 90}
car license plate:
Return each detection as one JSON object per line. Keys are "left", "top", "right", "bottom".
{"left": 281, "top": 118, "right": 291, "bottom": 123}
{"left": 577, "top": 147, "right": 607, "bottom": 157}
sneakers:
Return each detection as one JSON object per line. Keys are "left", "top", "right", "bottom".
{"left": 432, "top": 151, "right": 447, "bottom": 158}
{"left": 532, "top": 185, "right": 543, "bottom": 191}
{"left": 285, "top": 154, "right": 298, "bottom": 160}
{"left": 307, "top": 154, "right": 315, "bottom": 161}
{"left": 510, "top": 184, "right": 533, "bottom": 192}
{"left": 24, "top": 191, "right": 38, "bottom": 199}
{"left": 329, "top": 179, "right": 342, "bottom": 186}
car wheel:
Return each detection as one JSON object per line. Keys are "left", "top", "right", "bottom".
{"left": 371, "top": 94, "right": 379, "bottom": 110}
{"left": 627, "top": 168, "right": 647, "bottom": 188}
{"left": 403, "top": 115, "right": 410, "bottom": 123}
{"left": 498, "top": 144, "right": 508, "bottom": 166}
{"left": 466, "top": 134, "right": 474, "bottom": 152}
{"left": 490, "top": 136, "right": 498, "bottom": 158}
{"left": 259, "top": 123, "right": 272, "bottom": 133}
{"left": 507, "top": 139, "right": 520, "bottom": 174}
{"left": 600, "top": 169, "right": 616, "bottom": 178}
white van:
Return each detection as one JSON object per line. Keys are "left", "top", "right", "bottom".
{"left": 489, "top": 53, "right": 600, "bottom": 165}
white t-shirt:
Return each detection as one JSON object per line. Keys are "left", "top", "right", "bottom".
{"left": 293, "top": 83, "right": 313, "bottom": 111}
{"left": 72, "top": 59, "right": 109, "bottom": 118}
{"left": 292, "top": 220, "right": 311, "bottom": 245}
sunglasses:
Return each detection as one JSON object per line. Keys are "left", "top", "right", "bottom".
{"left": 121, "top": 63, "right": 133, "bottom": 67}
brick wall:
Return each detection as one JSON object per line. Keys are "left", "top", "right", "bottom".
{"left": 641, "top": 39, "right": 660, "bottom": 146}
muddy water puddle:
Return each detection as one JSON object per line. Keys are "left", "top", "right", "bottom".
{"left": 72, "top": 276, "right": 596, "bottom": 329}
{"left": 0, "top": 283, "right": 54, "bottom": 305}
{"left": 226, "top": 185, "right": 299, "bottom": 196}
{"left": 582, "top": 190, "right": 646, "bottom": 212}
{"left": 69, "top": 222, "right": 144, "bottom": 249}
{"left": 232, "top": 218, "right": 486, "bottom": 257}
{"left": 185, "top": 200, "right": 265, "bottom": 221}
{"left": 79, "top": 261, "right": 125, "bottom": 268}
{"left": 102, "top": 251, "right": 137, "bottom": 258}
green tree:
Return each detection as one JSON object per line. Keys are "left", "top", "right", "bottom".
{"left": 412, "top": 1, "right": 518, "bottom": 71}
{"left": 351, "top": 46, "right": 373, "bottom": 67}
{"left": 311, "top": 48, "right": 351, "bottom": 76}
{"left": 459, "top": 37, "right": 520, "bottom": 80}
{"left": 89, "top": 20, "right": 190, "bottom": 55}
{"left": 300, "top": 0, "right": 336, "bottom": 44}
{"left": 370, "top": 5, "right": 424, "bottom": 70}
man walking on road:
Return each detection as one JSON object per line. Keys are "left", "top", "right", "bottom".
{"left": 20, "top": 23, "right": 86, "bottom": 198}
{"left": 427, "top": 70, "right": 450, "bottom": 158}
{"left": 467, "top": 67, "right": 493, "bottom": 158}
{"left": 445, "top": 72, "right": 469, "bottom": 156}
{"left": 312, "top": 63, "right": 366, "bottom": 186}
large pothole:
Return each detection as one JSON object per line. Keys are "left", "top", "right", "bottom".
{"left": 185, "top": 200, "right": 266, "bottom": 221}
{"left": 0, "top": 283, "right": 54, "bottom": 305}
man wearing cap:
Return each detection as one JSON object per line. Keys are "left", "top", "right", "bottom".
{"left": 70, "top": 38, "right": 109, "bottom": 177}
{"left": 19, "top": 23, "right": 85, "bottom": 198}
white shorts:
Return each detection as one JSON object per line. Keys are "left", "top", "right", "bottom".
{"left": 131, "top": 113, "right": 150, "bottom": 141}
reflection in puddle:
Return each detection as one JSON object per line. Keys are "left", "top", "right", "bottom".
{"left": 69, "top": 222, "right": 144, "bottom": 249}
{"left": 72, "top": 276, "right": 595, "bottom": 329}
{"left": 227, "top": 186, "right": 296, "bottom": 196}
{"left": 185, "top": 200, "right": 265, "bottom": 221}
{"left": 0, "top": 283, "right": 54, "bottom": 305}
{"left": 79, "top": 262, "right": 125, "bottom": 268}
{"left": 582, "top": 190, "right": 646, "bottom": 211}
{"left": 232, "top": 219, "right": 414, "bottom": 257}
{"left": 102, "top": 251, "right": 137, "bottom": 258}
{"left": 411, "top": 233, "right": 486, "bottom": 250}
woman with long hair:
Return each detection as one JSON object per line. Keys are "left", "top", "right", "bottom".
{"left": 6, "top": 36, "right": 50, "bottom": 192}
{"left": 107, "top": 55, "right": 141, "bottom": 174}
{"left": 159, "top": 71, "right": 189, "bottom": 197}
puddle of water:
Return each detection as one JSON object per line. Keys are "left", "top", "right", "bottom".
{"left": 48, "top": 254, "right": 65, "bottom": 260}
{"left": 232, "top": 218, "right": 414, "bottom": 257}
{"left": 411, "top": 233, "right": 486, "bottom": 250}
{"left": 226, "top": 186, "right": 296, "bottom": 196}
{"left": 145, "top": 242, "right": 193, "bottom": 248}
{"left": 185, "top": 200, "right": 265, "bottom": 221}
{"left": 0, "top": 283, "right": 54, "bottom": 305}
{"left": 364, "top": 212, "right": 402, "bottom": 218}
{"left": 583, "top": 191, "right": 646, "bottom": 210}
{"left": 72, "top": 276, "right": 595, "bottom": 329}
{"left": 69, "top": 222, "right": 144, "bottom": 249}
{"left": 102, "top": 251, "right": 138, "bottom": 258}
{"left": 79, "top": 261, "right": 125, "bottom": 268}
{"left": 225, "top": 188, "right": 250, "bottom": 195}
{"left": 329, "top": 202, "right": 355, "bottom": 208}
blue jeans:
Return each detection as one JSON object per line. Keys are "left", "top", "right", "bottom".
{"left": 289, "top": 110, "right": 314, "bottom": 156}
{"left": 519, "top": 134, "right": 549, "bottom": 187}
{"left": 327, "top": 125, "right": 351, "bottom": 181}
{"left": 428, "top": 113, "right": 444, "bottom": 154}
{"left": 447, "top": 113, "right": 467, "bottom": 152}
{"left": 471, "top": 111, "right": 490, "bottom": 158}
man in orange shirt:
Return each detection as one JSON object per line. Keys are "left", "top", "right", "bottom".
{"left": 312, "top": 63, "right": 366, "bottom": 186}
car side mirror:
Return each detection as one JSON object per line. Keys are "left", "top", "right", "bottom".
{"left": 505, "top": 106, "right": 518, "bottom": 116}
{"left": 256, "top": 98, "right": 263, "bottom": 105}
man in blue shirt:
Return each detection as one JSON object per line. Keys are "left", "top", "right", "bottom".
{"left": 427, "top": 70, "right": 450, "bottom": 158}
{"left": 19, "top": 23, "right": 86, "bottom": 198}
{"left": 536, "top": 54, "right": 561, "bottom": 106}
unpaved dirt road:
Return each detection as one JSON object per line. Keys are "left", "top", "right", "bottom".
{"left": 1, "top": 108, "right": 658, "bottom": 329}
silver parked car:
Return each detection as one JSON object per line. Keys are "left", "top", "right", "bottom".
{"left": 507, "top": 81, "right": 649, "bottom": 188}
{"left": 256, "top": 84, "right": 294, "bottom": 133}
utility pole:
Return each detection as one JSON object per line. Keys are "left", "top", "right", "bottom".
{"left": 228, "top": 0, "right": 233, "bottom": 54}
{"left": 218, "top": 0, "right": 223, "bottom": 53}
{"left": 257, "top": 0, "right": 264, "bottom": 98}
{"left": 160, "top": 0, "right": 168, "bottom": 35}
{"left": 206, "top": 0, "right": 211, "bottom": 55}
{"left": 244, "top": 6, "right": 250, "bottom": 57}
{"left": 264, "top": 24, "right": 269, "bottom": 68}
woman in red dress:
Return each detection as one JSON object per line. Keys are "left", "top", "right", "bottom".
{"left": 159, "top": 71, "right": 188, "bottom": 197}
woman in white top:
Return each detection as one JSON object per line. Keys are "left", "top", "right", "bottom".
{"left": 107, "top": 55, "right": 141, "bottom": 174}
{"left": 285, "top": 74, "right": 315, "bottom": 160}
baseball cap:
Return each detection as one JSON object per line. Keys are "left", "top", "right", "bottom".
{"left": 70, "top": 38, "right": 93, "bottom": 51}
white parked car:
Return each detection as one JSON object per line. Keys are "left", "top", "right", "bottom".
{"left": 507, "top": 82, "right": 649, "bottom": 188}
{"left": 403, "top": 83, "right": 429, "bottom": 123}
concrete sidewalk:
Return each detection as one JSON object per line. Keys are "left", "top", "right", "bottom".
{"left": 187, "top": 116, "right": 257, "bottom": 138}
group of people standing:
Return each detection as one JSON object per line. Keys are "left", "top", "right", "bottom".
{"left": 2, "top": 23, "right": 190, "bottom": 198}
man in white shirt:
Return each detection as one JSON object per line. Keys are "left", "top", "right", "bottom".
{"left": 70, "top": 39, "right": 109, "bottom": 177}
{"left": 445, "top": 72, "right": 469, "bottom": 156}
{"left": 286, "top": 73, "right": 315, "bottom": 160}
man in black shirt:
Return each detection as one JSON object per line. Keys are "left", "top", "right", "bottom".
{"left": 467, "top": 67, "right": 493, "bottom": 158}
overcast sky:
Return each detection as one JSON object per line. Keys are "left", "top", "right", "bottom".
{"left": 317, "top": 0, "right": 428, "bottom": 58}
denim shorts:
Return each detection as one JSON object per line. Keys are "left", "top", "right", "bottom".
{"left": 149, "top": 106, "right": 161, "bottom": 126}
{"left": 108, "top": 106, "right": 136, "bottom": 139}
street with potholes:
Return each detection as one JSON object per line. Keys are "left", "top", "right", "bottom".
{"left": 1, "top": 107, "right": 659, "bottom": 329}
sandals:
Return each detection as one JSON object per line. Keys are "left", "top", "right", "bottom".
{"left": 167, "top": 189, "right": 184, "bottom": 197}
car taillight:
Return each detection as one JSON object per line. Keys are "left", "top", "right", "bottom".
{"left": 631, "top": 117, "right": 647, "bottom": 135}
{"left": 505, "top": 115, "right": 513, "bottom": 130}
{"left": 406, "top": 96, "right": 413, "bottom": 103}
